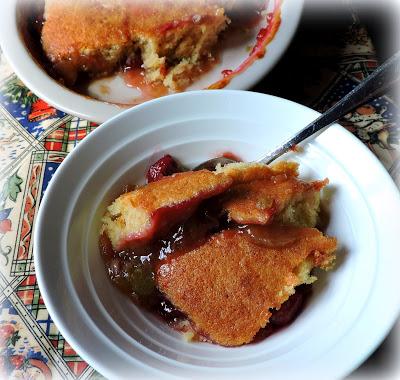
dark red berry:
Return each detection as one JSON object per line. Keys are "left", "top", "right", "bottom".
{"left": 146, "top": 155, "right": 180, "bottom": 183}
{"left": 269, "top": 284, "right": 312, "bottom": 326}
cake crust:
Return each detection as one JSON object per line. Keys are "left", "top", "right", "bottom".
{"left": 223, "top": 177, "right": 328, "bottom": 225}
{"left": 156, "top": 226, "right": 337, "bottom": 346}
{"left": 215, "top": 161, "right": 299, "bottom": 184}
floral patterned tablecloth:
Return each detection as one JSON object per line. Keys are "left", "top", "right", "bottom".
{"left": 0, "top": 4, "right": 398, "bottom": 380}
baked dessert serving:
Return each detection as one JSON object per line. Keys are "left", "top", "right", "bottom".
{"left": 41, "top": 0, "right": 231, "bottom": 90}
{"left": 100, "top": 155, "right": 337, "bottom": 346}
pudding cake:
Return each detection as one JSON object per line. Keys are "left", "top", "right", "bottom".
{"left": 218, "top": 161, "right": 328, "bottom": 226}
{"left": 41, "top": 0, "right": 230, "bottom": 89}
{"left": 157, "top": 226, "right": 336, "bottom": 346}
{"left": 100, "top": 156, "right": 337, "bottom": 346}
{"left": 222, "top": 175, "right": 328, "bottom": 226}
{"left": 102, "top": 170, "right": 232, "bottom": 250}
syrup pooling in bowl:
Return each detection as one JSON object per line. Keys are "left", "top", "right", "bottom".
{"left": 100, "top": 155, "right": 222, "bottom": 322}
{"left": 99, "top": 197, "right": 223, "bottom": 323}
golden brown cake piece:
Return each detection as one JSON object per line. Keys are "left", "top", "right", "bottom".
{"left": 41, "top": 0, "right": 229, "bottom": 89}
{"left": 41, "top": 0, "right": 130, "bottom": 85}
{"left": 215, "top": 161, "right": 299, "bottom": 184}
{"left": 223, "top": 176, "right": 328, "bottom": 226}
{"left": 156, "top": 225, "right": 337, "bottom": 346}
{"left": 102, "top": 170, "right": 232, "bottom": 251}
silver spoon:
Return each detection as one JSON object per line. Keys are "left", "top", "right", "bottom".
{"left": 196, "top": 51, "right": 400, "bottom": 171}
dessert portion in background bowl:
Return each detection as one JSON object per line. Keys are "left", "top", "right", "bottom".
{"left": 41, "top": 0, "right": 231, "bottom": 91}
{"left": 24, "top": 0, "right": 282, "bottom": 104}
{"left": 100, "top": 155, "right": 337, "bottom": 346}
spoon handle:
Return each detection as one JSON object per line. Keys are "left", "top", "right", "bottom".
{"left": 260, "top": 51, "right": 400, "bottom": 165}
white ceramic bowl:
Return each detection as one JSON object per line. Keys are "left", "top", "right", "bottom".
{"left": 0, "top": 1, "right": 303, "bottom": 123}
{"left": 34, "top": 90, "right": 400, "bottom": 379}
